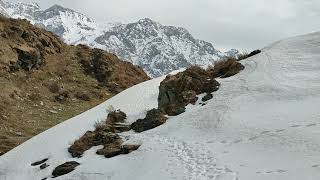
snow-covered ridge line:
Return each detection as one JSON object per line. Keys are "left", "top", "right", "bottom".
{"left": 0, "top": 1, "right": 240, "bottom": 77}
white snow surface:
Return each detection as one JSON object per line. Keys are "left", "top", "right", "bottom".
{"left": 1, "top": 32, "right": 320, "bottom": 180}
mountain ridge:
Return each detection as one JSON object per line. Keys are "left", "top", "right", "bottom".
{"left": 1, "top": 1, "right": 240, "bottom": 77}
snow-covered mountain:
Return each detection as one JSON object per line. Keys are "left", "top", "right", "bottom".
{"left": 0, "top": 0, "right": 8, "bottom": 16}
{"left": 3, "top": 1, "right": 101, "bottom": 44}
{"left": 90, "top": 18, "right": 226, "bottom": 77}
{"left": 1, "top": 1, "right": 237, "bottom": 77}
{"left": 1, "top": 31, "right": 320, "bottom": 180}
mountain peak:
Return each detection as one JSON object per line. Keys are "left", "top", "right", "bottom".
{"left": 45, "top": 4, "right": 73, "bottom": 13}
{"left": 138, "top": 18, "right": 155, "bottom": 23}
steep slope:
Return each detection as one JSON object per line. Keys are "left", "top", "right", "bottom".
{"left": 1, "top": 31, "right": 320, "bottom": 180}
{"left": 0, "top": 16, "right": 149, "bottom": 155}
{"left": 2, "top": 1, "right": 238, "bottom": 77}
{"left": 0, "top": 0, "right": 8, "bottom": 16}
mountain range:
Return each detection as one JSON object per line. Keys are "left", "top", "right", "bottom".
{"left": 1, "top": 1, "right": 240, "bottom": 77}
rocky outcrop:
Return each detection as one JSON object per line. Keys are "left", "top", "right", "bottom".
{"left": 209, "top": 59, "right": 245, "bottom": 78}
{"left": 158, "top": 66, "right": 220, "bottom": 115}
{"left": 76, "top": 45, "right": 150, "bottom": 93}
{"left": 69, "top": 110, "right": 140, "bottom": 158}
{"left": 131, "top": 109, "right": 168, "bottom": 132}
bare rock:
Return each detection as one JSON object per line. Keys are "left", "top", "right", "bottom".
{"left": 52, "top": 161, "right": 80, "bottom": 178}
{"left": 131, "top": 109, "right": 167, "bottom": 132}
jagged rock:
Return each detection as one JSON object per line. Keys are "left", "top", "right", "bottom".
{"left": 11, "top": 46, "right": 43, "bottom": 71}
{"left": 40, "top": 163, "right": 49, "bottom": 170}
{"left": 248, "top": 49, "right": 261, "bottom": 57}
{"left": 131, "top": 109, "right": 167, "bottom": 132}
{"left": 52, "top": 161, "right": 80, "bottom": 178}
{"left": 121, "top": 144, "right": 140, "bottom": 154}
{"left": 158, "top": 66, "right": 220, "bottom": 115}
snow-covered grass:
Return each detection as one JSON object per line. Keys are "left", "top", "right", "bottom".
{"left": 1, "top": 32, "right": 320, "bottom": 180}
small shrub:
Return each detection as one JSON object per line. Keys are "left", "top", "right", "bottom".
{"left": 47, "top": 82, "right": 61, "bottom": 93}
{"left": 74, "top": 91, "right": 91, "bottom": 101}
{"left": 209, "top": 58, "right": 245, "bottom": 78}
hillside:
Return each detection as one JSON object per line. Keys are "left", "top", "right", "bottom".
{"left": 0, "top": 16, "right": 149, "bottom": 155}
{"left": 1, "top": 1, "right": 238, "bottom": 77}
{"left": 1, "top": 31, "right": 319, "bottom": 180}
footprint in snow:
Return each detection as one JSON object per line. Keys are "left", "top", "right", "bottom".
{"left": 260, "top": 131, "right": 271, "bottom": 134}
{"left": 232, "top": 139, "right": 243, "bottom": 144}
{"left": 248, "top": 136, "right": 259, "bottom": 141}
{"left": 275, "top": 129, "right": 286, "bottom": 133}
{"left": 290, "top": 125, "right": 302, "bottom": 128}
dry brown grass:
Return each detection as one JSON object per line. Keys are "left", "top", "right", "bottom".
{"left": 0, "top": 17, "right": 149, "bottom": 155}
{"left": 209, "top": 58, "right": 245, "bottom": 78}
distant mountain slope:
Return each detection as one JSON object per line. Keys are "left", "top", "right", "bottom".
{"left": 1, "top": 1, "right": 239, "bottom": 77}
{"left": 91, "top": 18, "right": 225, "bottom": 77}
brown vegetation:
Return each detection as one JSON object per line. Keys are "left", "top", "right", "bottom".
{"left": 0, "top": 16, "right": 149, "bottom": 155}
{"left": 209, "top": 58, "right": 245, "bottom": 78}
{"left": 158, "top": 66, "right": 220, "bottom": 115}
{"left": 68, "top": 110, "right": 138, "bottom": 158}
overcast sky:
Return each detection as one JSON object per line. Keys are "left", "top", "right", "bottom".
{"left": 10, "top": 0, "right": 320, "bottom": 51}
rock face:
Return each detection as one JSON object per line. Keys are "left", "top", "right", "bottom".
{"left": 1, "top": 1, "right": 240, "bottom": 77}
{"left": 158, "top": 66, "right": 220, "bottom": 115}
{"left": 52, "top": 161, "right": 80, "bottom": 178}
{"left": 131, "top": 109, "right": 168, "bottom": 132}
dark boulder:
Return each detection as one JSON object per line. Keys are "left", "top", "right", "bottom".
{"left": 202, "top": 93, "right": 213, "bottom": 102}
{"left": 52, "top": 161, "right": 80, "bottom": 178}
{"left": 248, "top": 49, "right": 261, "bottom": 57}
{"left": 31, "top": 158, "right": 48, "bottom": 166}
{"left": 131, "top": 109, "right": 168, "bottom": 132}
{"left": 96, "top": 143, "right": 140, "bottom": 158}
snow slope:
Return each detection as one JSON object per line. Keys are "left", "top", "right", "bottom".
{"left": 1, "top": 32, "right": 320, "bottom": 180}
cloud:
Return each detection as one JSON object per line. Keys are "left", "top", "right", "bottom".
{"left": 9, "top": 0, "right": 320, "bottom": 50}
